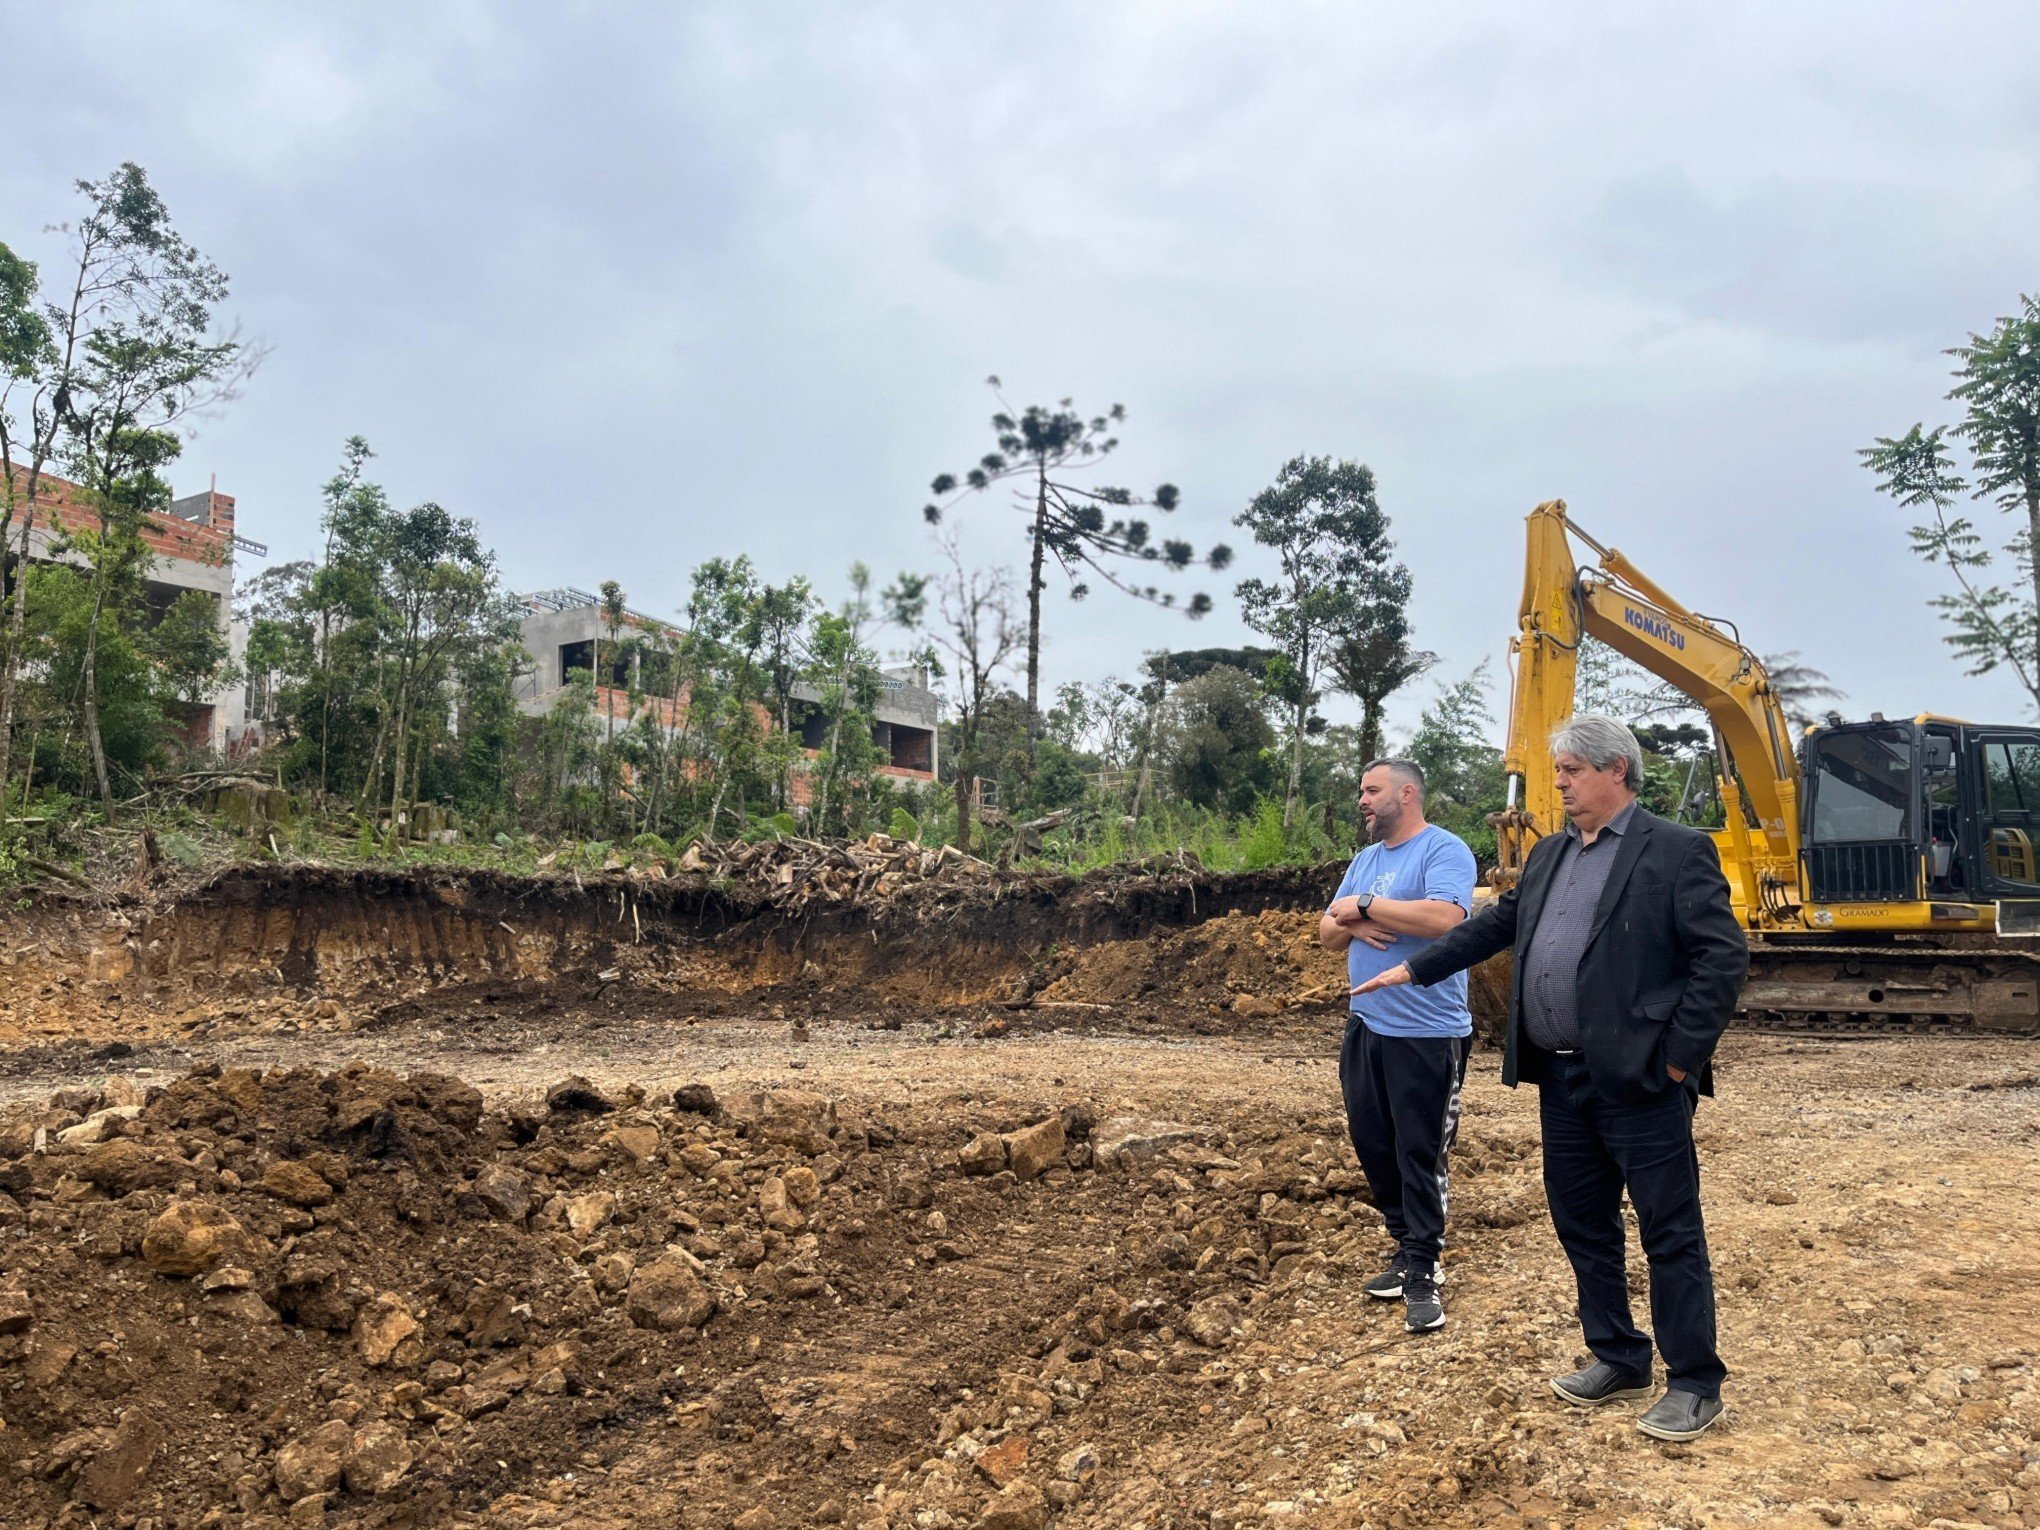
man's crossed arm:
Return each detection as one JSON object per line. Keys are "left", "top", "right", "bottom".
{"left": 1320, "top": 894, "right": 1466, "bottom": 953}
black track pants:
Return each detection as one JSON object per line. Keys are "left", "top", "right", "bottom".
{"left": 1339, "top": 1018, "right": 1471, "bottom": 1269}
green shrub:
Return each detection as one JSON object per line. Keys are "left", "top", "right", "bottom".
{"left": 1236, "top": 798, "right": 1290, "bottom": 870}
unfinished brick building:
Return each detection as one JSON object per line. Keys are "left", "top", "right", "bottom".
{"left": 4, "top": 468, "right": 258, "bottom": 753}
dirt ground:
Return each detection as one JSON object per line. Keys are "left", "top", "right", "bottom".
{"left": 1, "top": 882, "right": 2037, "bottom": 1529}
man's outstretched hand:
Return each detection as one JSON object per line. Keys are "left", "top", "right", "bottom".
{"left": 1350, "top": 963, "right": 1414, "bottom": 997}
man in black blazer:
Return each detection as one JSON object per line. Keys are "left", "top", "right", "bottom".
{"left": 1352, "top": 714, "right": 1748, "bottom": 1441}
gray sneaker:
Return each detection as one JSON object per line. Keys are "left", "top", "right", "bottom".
{"left": 1639, "top": 1390, "right": 1724, "bottom": 1442}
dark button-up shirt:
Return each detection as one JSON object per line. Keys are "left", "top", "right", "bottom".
{"left": 1520, "top": 801, "right": 1638, "bottom": 1051}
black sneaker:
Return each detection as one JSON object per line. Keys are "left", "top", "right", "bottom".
{"left": 1403, "top": 1266, "right": 1444, "bottom": 1332}
{"left": 1550, "top": 1361, "right": 1655, "bottom": 1408}
{"left": 1363, "top": 1254, "right": 1408, "bottom": 1300}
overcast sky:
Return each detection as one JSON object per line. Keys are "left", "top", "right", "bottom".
{"left": 5, "top": 2, "right": 2036, "bottom": 740}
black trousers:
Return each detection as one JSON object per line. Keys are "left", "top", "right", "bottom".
{"left": 1538, "top": 1049, "right": 1726, "bottom": 1398}
{"left": 1339, "top": 1019, "right": 1471, "bottom": 1269}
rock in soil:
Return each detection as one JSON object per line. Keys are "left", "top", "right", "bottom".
{"left": 261, "top": 1157, "right": 335, "bottom": 1207}
{"left": 975, "top": 1481, "right": 1049, "bottom": 1530}
{"left": 958, "top": 1131, "right": 1008, "bottom": 1175}
{"left": 343, "top": 1419, "right": 415, "bottom": 1495}
{"left": 626, "top": 1253, "right": 717, "bottom": 1330}
{"left": 140, "top": 1199, "right": 246, "bottom": 1276}
{"left": 1003, "top": 1115, "right": 1066, "bottom": 1181}
{"left": 546, "top": 1074, "right": 615, "bottom": 1115}
{"left": 354, "top": 1292, "right": 424, "bottom": 1366}
{"left": 672, "top": 1082, "right": 720, "bottom": 1116}
{"left": 274, "top": 1419, "right": 351, "bottom": 1502}
{"left": 71, "top": 1408, "right": 164, "bottom": 1510}
{"left": 1090, "top": 1116, "right": 1209, "bottom": 1170}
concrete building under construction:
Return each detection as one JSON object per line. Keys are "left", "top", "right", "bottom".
{"left": 511, "top": 586, "right": 939, "bottom": 786}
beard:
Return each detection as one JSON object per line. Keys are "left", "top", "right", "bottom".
{"left": 1366, "top": 799, "right": 1404, "bottom": 842}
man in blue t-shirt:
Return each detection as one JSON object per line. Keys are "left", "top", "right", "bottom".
{"left": 1320, "top": 758, "right": 1478, "bottom": 1334}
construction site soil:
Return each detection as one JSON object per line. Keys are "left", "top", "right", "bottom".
{"left": 0, "top": 862, "right": 2035, "bottom": 1529}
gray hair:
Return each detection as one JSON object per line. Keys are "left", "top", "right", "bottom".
{"left": 1550, "top": 714, "right": 1644, "bottom": 791}
{"left": 1361, "top": 757, "right": 1426, "bottom": 801}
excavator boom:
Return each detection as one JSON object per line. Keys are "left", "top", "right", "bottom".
{"left": 1476, "top": 499, "right": 2040, "bottom": 1036}
{"left": 1496, "top": 501, "right": 1800, "bottom": 925}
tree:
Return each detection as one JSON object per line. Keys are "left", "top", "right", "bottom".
{"left": 440, "top": 638, "right": 520, "bottom": 822}
{"left": 237, "top": 558, "right": 315, "bottom": 733}
{"left": 7, "top": 166, "right": 252, "bottom": 815}
{"left": 677, "top": 556, "right": 832, "bottom": 836}
{"left": 1568, "top": 636, "right": 1668, "bottom": 724}
{"left": 1574, "top": 633, "right": 1841, "bottom": 743}
{"left": 805, "top": 566, "right": 888, "bottom": 835}
{"left": 1633, "top": 721, "right": 1710, "bottom": 759}
{"left": 1405, "top": 661, "right": 1505, "bottom": 858}
{"left": 598, "top": 580, "right": 627, "bottom": 742}
{"left": 350, "top": 501, "right": 516, "bottom": 844}
{"left": 299, "top": 440, "right": 390, "bottom": 798}
{"left": 752, "top": 576, "right": 817, "bottom": 811}
{"left": 681, "top": 556, "right": 765, "bottom": 835}
{"left": 1165, "top": 664, "right": 1275, "bottom": 813}
{"left": 0, "top": 238, "right": 54, "bottom": 811}
{"left": 1234, "top": 456, "right": 1413, "bottom": 827}
{"left": 1328, "top": 608, "right": 1434, "bottom": 774}
{"left": 923, "top": 379, "right": 1230, "bottom": 760}
{"left": 14, "top": 562, "right": 166, "bottom": 790}
{"left": 917, "top": 535, "right": 1020, "bottom": 853}
{"left": 1044, "top": 680, "right": 1091, "bottom": 753}
{"left": 534, "top": 670, "right": 602, "bottom": 833}
{"left": 1762, "top": 652, "right": 1845, "bottom": 736}
{"left": 149, "top": 588, "right": 236, "bottom": 706}
{"left": 1047, "top": 675, "right": 1143, "bottom": 768}
{"left": 1147, "top": 646, "right": 1282, "bottom": 686}
{"left": 1866, "top": 295, "right": 2040, "bottom": 715}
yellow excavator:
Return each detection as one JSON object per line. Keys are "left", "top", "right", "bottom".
{"left": 1486, "top": 499, "right": 2040, "bottom": 1034}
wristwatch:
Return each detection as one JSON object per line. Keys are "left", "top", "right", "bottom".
{"left": 1356, "top": 893, "right": 1375, "bottom": 917}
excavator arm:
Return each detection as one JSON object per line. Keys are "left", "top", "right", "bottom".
{"left": 1493, "top": 500, "right": 1802, "bottom": 926}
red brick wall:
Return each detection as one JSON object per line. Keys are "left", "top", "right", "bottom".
{"left": 5, "top": 467, "right": 231, "bottom": 571}
{"left": 591, "top": 684, "right": 702, "bottom": 730}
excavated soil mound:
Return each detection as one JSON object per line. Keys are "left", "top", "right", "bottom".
{"left": 1034, "top": 908, "right": 1511, "bottom": 1040}
{"left": 0, "top": 1060, "right": 1548, "bottom": 1528}
{"left": 1036, "top": 908, "right": 1343, "bottom": 1025}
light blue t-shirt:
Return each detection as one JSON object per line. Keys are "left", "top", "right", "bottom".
{"left": 1330, "top": 824, "right": 1477, "bottom": 1038}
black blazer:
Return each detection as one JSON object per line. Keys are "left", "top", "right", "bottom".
{"left": 1405, "top": 806, "right": 1748, "bottom": 1102}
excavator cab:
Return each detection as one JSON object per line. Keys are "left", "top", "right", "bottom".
{"left": 1800, "top": 717, "right": 2040, "bottom": 931}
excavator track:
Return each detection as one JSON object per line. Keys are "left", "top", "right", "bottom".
{"left": 1737, "top": 939, "right": 2040, "bottom": 1037}
{"left": 1464, "top": 943, "right": 2040, "bottom": 1044}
